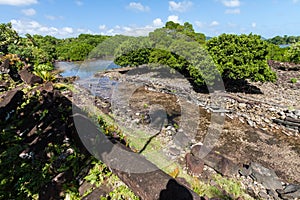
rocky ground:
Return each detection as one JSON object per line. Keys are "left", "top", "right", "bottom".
{"left": 87, "top": 62, "right": 300, "bottom": 199}
{"left": 2, "top": 58, "right": 300, "bottom": 199}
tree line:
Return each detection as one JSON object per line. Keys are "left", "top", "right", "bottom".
{"left": 2, "top": 21, "right": 300, "bottom": 86}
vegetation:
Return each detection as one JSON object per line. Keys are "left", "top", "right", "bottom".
{"left": 2, "top": 20, "right": 300, "bottom": 199}
{"left": 206, "top": 33, "right": 277, "bottom": 82}
{"left": 285, "top": 41, "right": 300, "bottom": 64}
{"left": 113, "top": 22, "right": 220, "bottom": 86}
{"left": 114, "top": 23, "right": 277, "bottom": 86}
{"left": 290, "top": 77, "right": 298, "bottom": 83}
{"left": 267, "top": 35, "right": 300, "bottom": 45}
{"left": 267, "top": 43, "right": 289, "bottom": 62}
{"left": 0, "top": 22, "right": 19, "bottom": 54}
{"left": 56, "top": 34, "right": 110, "bottom": 61}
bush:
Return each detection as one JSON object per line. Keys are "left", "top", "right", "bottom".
{"left": 206, "top": 33, "right": 277, "bottom": 82}
{"left": 285, "top": 42, "right": 300, "bottom": 64}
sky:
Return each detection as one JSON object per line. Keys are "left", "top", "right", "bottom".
{"left": 0, "top": 0, "right": 300, "bottom": 39}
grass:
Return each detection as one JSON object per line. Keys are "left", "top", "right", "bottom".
{"left": 63, "top": 84, "right": 254, "bottom": 200}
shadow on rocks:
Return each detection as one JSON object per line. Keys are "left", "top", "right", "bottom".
{"left": 223, "top": 78, "right": 263, "bottom": 94}
{"left": 159, "top": 179, "right": 193, "bottom": 200}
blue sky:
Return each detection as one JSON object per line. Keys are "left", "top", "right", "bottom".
{"left": 0, "top": 0, "right": 300, "bottom": 38}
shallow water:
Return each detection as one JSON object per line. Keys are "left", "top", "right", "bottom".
{"left": 55, "top": 60, "right": 120, "bottom": 79}
{"left": 56, "top": 60, "right": 120, "bottom": 99}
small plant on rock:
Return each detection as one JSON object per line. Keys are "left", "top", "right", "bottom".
{"left": 290, "top": 78, "right": 298, "bottom": 83}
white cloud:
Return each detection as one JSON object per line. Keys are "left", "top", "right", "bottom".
{"left": 251, "top": 22, "right": 256, "bottom": 28}
{"left": 153, "top": 18, "right": 163, "bottom": 27}
{"left": 62, "top": 27, "right": 73, "bottom": 34}
{"left": 210, "top": 21, "right": 219, "bottom": 26}
{"left": 167, "top": 15, "right": 181, "bottom": 24}
{"left": 21, "top": 8, "right": 36, "bottom": 16}
{"left": 127, "top": 2, "right": 150, "bottom": 12}
{"left": 225, "top": 8, "right": 240, "bottom": 14}
{"left": 221, "top": 0, "right": 240, "bottom": 7}
{"left": 10, "top": 19, "right": 92, "bottom": 38}
{"left": 100, "top": 25, "right": 156, "bottom": 36}
{"left": 0, "top": 0, "right": 37, "bottom": 6}
{"left": 45, "top": 15, "right": 63, "bottom": 20}
{"left": 195, "top": 21, "right": 205, "bottom": 28}
{"left": 99, "top": 18, "right": 165, "bottom": 36}
{"left": 99, "top": 25, "right": 106, "bottom": 30}
{"left": 168, "top": 1, "right": 193, "bottom": 12}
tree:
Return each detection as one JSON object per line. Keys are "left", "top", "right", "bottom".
{"left": 0, "top": 22, "right": 19, "bottom": 54}
{"left": 285, "top": 42, "right": 300, "bottom": 63}
{"left": 206, "top": 33, "right": 276, "bottom": 82}
{"left": 114, "top": 22, "right": 218, "bottom": 86}
{"left": 164, "top": 21, "right": 206, "bottom": 44}
{"left": 114, "top": 37, "right": 152, "bottom": 67}
{"left": 267, "top": 43, "right": 289, "bottom": 62}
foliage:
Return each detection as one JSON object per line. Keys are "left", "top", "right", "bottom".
{"left": 114, "top": 22, "right": 218, "bottom": 86}
{"left": 206, "top": 33, "right": 277, "bottom": 82}
{"left": 290, "top": 77, "right": 298, "bottom": 83}
{"left": 267, "top": 35, "right": 300, "bottom": 45}
{"left": 89, "top": 35, "right": 130, "bottom": 58}
{"left": 57, "top": 42, "right": 93, "bottom": 61}
{"left": 285, "top": 41, "right": 300, "bottom": 64}
{"left": 267, "top": 43, "right": 289, "bottom": 62}
{"left": 84, "top": 161, "right": 112, "bottom": 187}
{"left": 83, "top": 160, "right": 139, "bottom": 199}
{"left": 0, "top": 22, "right": 19, "bottom": 54}
{"left": 165, "top": 21, "right": 206, "bottom": 44}
{"left": 57, "top": 34, "right": 110, "bottom": 61}
{"left": 32, "top": 62, "right": 56, "bottom": 81}
{"left": 114, "top": 37, "right": 152, "bottom": 67}
{"left": 0, "top": 53, "right": 23, "bottom": 70}
{"left": 0, "top": 89, "right": 85, "bottom": 199}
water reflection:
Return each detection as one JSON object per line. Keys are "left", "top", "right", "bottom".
{"left": 55, "top": 60, "right": 120, "bottom": 100}
{"left": 55, "top": 60, "right": 120, "bottom": 79}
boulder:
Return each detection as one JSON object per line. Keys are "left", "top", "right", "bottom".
{"left": 42, "top": 81, "right": 54, "bottom": 92}
{"left": 191, "top": 145, "right": 239, "bottom": 177}
{"left": 0, "top": 59, "right": 10, "bottom": 74}
{"left": 18, "top": 69, "right": 42, "bottom": 85}
{"left": 277, "top": 184, "right": 300, "bottom": 199}
{"left": 185, "top": 153, "right": 204, "bottom": 176}
{"left": 0, "top": 89, "right": 24, "bottom": 121}
{"left": 249, "top": 162, "right": 283, "bottom": 191}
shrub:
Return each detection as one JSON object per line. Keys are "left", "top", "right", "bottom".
{"left": 206, "top": 33, "right": 277, "bottom": 82}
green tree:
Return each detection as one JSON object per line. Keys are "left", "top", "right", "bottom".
{"left": 165, "top": 21, "right": 206, "bottom": 44}
{"left": 285, "top": 41, "right": 300, "bottom": 63}
{"left": 0, "top": 22, "right": 19, "bottom": 54}
{"left": 114, "top": 22, "right": 219, "bottom": 86}
{"left": 206, "top": 33, "right": 276, "bottom": 82}
{"left": 114, "top": 37, "right": 152, "bottom": 67}
{"left": 267, "top": 43, "right": 289, "bottom": 62}
{"left": 89, "top": 35, "right": 130, "bottom": 59}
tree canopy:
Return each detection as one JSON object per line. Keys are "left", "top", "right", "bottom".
{"left": 267, "top": 35, "right": 300, "bottom": 45}
{"left": 206, "top": 33, "right": 276, "bottom": 82}
{"left": 285, "top": 41, "right": 300, "bottom": 64}
{"left": 0, "top": 22, "right": 19, "bottom": 54}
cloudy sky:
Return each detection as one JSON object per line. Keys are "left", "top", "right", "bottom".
{"left": 0, "top": 0, "right": 299, "bottom": 38}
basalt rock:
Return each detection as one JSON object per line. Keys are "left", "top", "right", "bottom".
{"left": 18, "top": 69, "right": 42, "bottom": 85}
{"left": 185, "top": 153, "right": 204, "bottom": 176}
{"left": 0, "top": 59, "right": 10, "bottom": 74}
{"left": 191, "top": 145, "right": 239, "bottom": 177}
{"left": 0, "top": 89, "right": 24, "bottom": 121}
{"left": 249, "top": 162, "right": 283, "bottom": 191}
